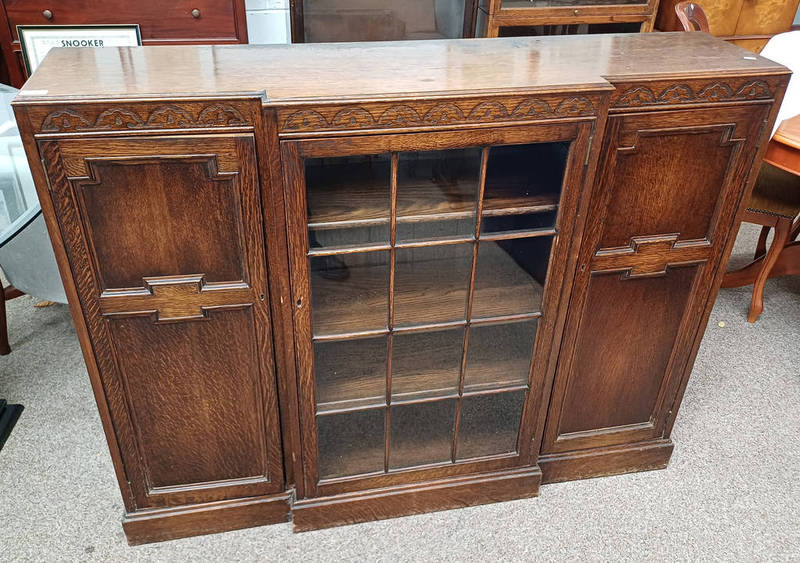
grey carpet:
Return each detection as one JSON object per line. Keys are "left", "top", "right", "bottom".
{"left": 1, "top": 222, "right": 798, "bottom": 561}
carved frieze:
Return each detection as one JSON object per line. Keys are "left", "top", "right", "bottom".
{"left": 614, "top": 80, "right": 773, "bottom": 109}
{"left": 280, "top": 96, "right": 597, "bottom": 133}
{"left": 41, "top": 103, "right": 250, "bottom": 133}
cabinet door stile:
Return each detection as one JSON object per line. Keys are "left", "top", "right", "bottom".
{"left": 281, "top": 140, "right": 323, "bottom": 495}
{"left": 517, "top": 119, "right": 594, "bottom": 462}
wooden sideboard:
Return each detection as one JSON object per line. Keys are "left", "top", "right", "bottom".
{"left": 0, "top": 0, "right": 248, "bottom": 87}
{"left": 12, "top": 33, "right": 788, "bottom": 544}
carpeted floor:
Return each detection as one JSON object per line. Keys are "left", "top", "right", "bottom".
{"left": 0, "top": 223, "right": 798, "bottom": 562}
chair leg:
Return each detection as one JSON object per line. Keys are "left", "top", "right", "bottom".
{"left": 754, "top": 225, "right": 770, "bottom": 259}
{"left": 748, "top": 217, "right": 792, "bottom": 323}
{"left": 0, "top": 286, "right": 9, "bottom": 356}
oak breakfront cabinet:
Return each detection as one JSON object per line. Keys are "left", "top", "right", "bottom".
{"left": 12, "top": 33, "right": 788, "bottom": 544}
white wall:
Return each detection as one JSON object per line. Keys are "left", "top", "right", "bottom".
{"left": 245, "top": 0, "right": 292, "bottom": 44}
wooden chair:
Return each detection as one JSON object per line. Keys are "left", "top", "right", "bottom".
{"left": 722, "top": 164, "right": 800, "bottom": 322}
{"left": 674, "top": 1, "right": 710, "bottom": 32}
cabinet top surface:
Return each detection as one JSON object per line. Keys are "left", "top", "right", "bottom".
{"left": 16, "top": 33, "right": 786, "bottom": 103}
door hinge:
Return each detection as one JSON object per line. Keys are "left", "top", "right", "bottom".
{"left": 758, "top": 118, "right": 769, "bottom": 142}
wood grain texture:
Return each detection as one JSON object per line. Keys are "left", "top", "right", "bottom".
{"left": 16, "top": 34, "right": 786, "bottom": 105}
{"left": 108, "top": 309, "right": 272, "bottom": 490}
{"left": 292, "top": 467, "right": 541, "bottom": 531}
{"left": 555, "top": 267, "right": 698, "bottom": 439}
{"left": 122, "top": 493, "right": 291, "bottom": 545}
{"left": 255, "top": 108, "right": 307, "bottom": 497}
{"left": 539, "top": 439, "right": 674, "bottom": 483}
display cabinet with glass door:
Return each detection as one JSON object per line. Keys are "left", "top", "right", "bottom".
{"left": 292, "top": 0, "right": 480, "bottom": 42}
{"left": 476, "top": 0, "right": 660, "bottom": 37}
{"left": 282, "top": 122, "right": 593, "bottom": 505}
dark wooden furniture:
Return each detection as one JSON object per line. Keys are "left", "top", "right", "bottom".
{"left": 0, "top": 398, "right": 23, "bottom": 451}
{"left": 657, "top": 0, "right": 800, "bottom": 53}
{"left": 674, "top": 1, "right": 707, "bottom": 33}
{"left": 723, "top": 114, "right": 800, "bottom": 321}
{"left": 290, "top": 0, "right": 479, "bottom": 42}
{"left": 0, "top": 0, "right": 248, "bottom": 88}
{"left": 0, "top": 284, "right": 22, "bottom": 354}
{"left": 12, "top": 33, "right": 788, "bottom": 544}
{"left": 475, "top": 0, "right": 660, "bottom": 37}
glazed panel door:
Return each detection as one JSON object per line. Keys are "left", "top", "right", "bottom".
{"left": 38, "top": 134, "right": 285, "bottom": 509}
{"left": 541, "top": 105, "right": 769, "bottom": 454}
{"left": 283, "top": 123, "right": 593, "bottom": 498}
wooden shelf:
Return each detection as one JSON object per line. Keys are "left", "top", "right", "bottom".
{"left": 311, "top": 242, "right": 544, "bottom": 337}
{"left": 317, "top": 388, "right": 526, "bottom": 479}
{"left": 308, "top": 178, "right": 559, "bottom": 231}
{"left": 315, "top": 316, "right": 535, "bottom": 414}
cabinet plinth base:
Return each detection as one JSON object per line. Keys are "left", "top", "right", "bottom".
{"left": 539, "top": 439, "right": 674, "bottom": 484}
{"left": 292, "top": 466, "right": 541, "bottom": 532}
{"left": 122, "top": 493, "right": 292, "bottom": 545}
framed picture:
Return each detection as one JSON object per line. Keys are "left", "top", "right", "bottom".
{"left": 17, "top": 24, "right": 142, "bottom": 76}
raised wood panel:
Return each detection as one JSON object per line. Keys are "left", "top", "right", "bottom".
{"left": 558, "top": 266, "right": 698, "bottom": 435}
{"left": 109, "top": 309, "right": 269, "bottom": 489}
{"left": 39, "top": 133, "right": 285, "bottom": 509}
{"left": 541, "top": 105, "right": 769, "bottom": 454}
{"left": 76, "top": 156, "right": 244, "bottom": 290}
{"left": 598, "top": 125, "right": 738, "bottom": 249}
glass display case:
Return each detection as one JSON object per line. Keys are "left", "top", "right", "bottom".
{"left": 476, "top": 0, "right": 658, "bottom": 37}
{"left": 295, "top": 0, "right": 478, "bottom": 42}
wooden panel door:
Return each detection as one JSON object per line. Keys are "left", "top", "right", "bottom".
{"left": 38, "top": 134, "right": 284, "bottom": 509}
{"left": 283, "top": 123, "right": 594, "bottom": 498}
{"left": 541, "top": 105, "right": 768, "bottom": 454}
